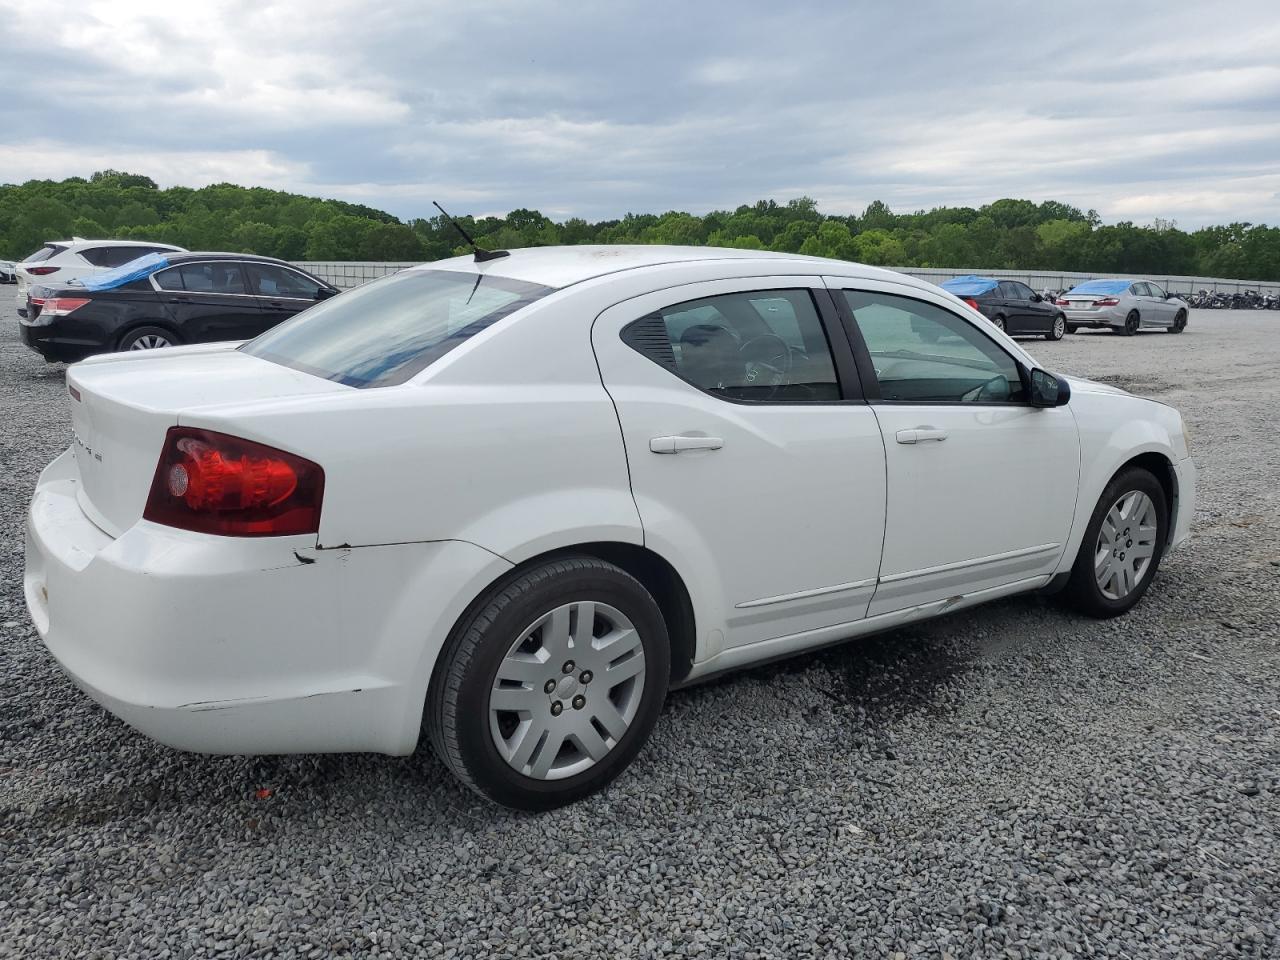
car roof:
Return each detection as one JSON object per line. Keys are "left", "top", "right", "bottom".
{"left": 166, "top": 252, "right": 300, "bottom": 266}
{"left": 416, "top": 244, "right": 937, "bottom": 292}
{"left": 44, "top": 239, "right": 186, "bottom": 251}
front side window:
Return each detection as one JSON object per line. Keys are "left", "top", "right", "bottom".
{"left": 246, "top": 263, "right": 323, "bottom": 299}
{"left": 622, "top": 289, "right": 841, "bottom": 402}
{"left": 242, "top": 269, "right": 554, "bottom": 388}
{"left": 1148, "top": 282, "right": 1166, "bottom": 298}
{"left": 842, "top": 290, "right": 1026, "bottom": 403}
{"left": 1011, "top": 282, "right": 1037, "bottom": 300}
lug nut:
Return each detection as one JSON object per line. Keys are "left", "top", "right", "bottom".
{"left": 572, "top": 695, "right": 586, "bottom": 710}
{"left": 550, "top": 701, "right": 563, "bottom": 716}
{"left": 562, "top": 660, "right": 575, "bottom": 674}
{"left": 580, "top": 670, "right": 593, "bottom": 684}
{"left": 544, "top": 679, "right": 557, "bottom": 694}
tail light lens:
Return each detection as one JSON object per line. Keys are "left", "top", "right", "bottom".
{"left": 26, "top": 266, "right": 60, "bottom": 276}
{"left": 37, "top": 297, "right": 90, "bottom": 317}
{"left": 144, "top": 427, "right": 324, "bottom": 537}
{"left": 1093, "top": 297, "right": 1120, "bottom": 307}
{"left": 1054, "top": 298, "right": 1070, "bottom": 306}
{"left": 962, "top": 297, "right": 981, "bottom": 311}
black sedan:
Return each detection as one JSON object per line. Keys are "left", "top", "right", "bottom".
{"left": 20, "top": 252, "right": 339, "bottom": 363}
{"left": 939, "top": 275, "right": 1067, "bottom": 340}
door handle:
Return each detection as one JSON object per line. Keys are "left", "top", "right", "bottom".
{"left": 650, "top": 435, "right": 724, "bottom": 454}
{"left": 895, "top": 427, "right": 948, "bottom": 444}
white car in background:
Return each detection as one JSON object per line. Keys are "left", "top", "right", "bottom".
{"left": 0, "top": 259, "right": 17, "bottom": 284}
{"left": 15, "top": 238, "right": 186, "bottom": 316}
{"left": 24, "top": 245, "right": 1195, "bottom": 810}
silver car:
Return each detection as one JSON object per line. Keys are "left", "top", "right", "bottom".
{"left": 1056, "top": 279, "right": 1188, "bottom": 335}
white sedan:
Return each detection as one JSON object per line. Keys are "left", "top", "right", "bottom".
{"left": 24, "top": 245, "right": 1195, "bottom": 809}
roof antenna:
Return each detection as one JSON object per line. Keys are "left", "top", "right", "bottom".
{"left": 433, "top": 201, "right": 509, "bottom": 262}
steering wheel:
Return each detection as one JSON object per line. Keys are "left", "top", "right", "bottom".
{"left": 738, "top": 334, "right": 794, "bottom": 399}
{"left": 961, "top": 376, "right": 1009, "bottom": 403}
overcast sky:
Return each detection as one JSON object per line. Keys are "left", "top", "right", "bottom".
{"left": 1, "top": 0, "right": 1277, "bottom": 228}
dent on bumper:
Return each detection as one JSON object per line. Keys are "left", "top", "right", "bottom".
{"left": 24, "top": 450, "right": 509, "bottom": 755}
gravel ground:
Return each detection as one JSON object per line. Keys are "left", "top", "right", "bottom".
{"left": 1, "top": 306, "right": 1278, "bottom": 959}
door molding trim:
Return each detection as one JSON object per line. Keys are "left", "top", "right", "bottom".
{"left": 878, "top": 542, "right": 1061, "bottom": 584}
{"left": 736, "top": 577, "right": 877, "bottom": 609}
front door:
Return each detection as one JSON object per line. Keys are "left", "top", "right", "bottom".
{"left": 827, "top": 279, "right": 1080, "bottom": 616}
{"left": 244, "top": 262, "right": 327, "bottom": 334}
{"left": 591, "top": 277, "right": 888, "bottom": 654}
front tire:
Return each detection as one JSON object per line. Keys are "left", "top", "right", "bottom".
{"left": 1045, "top": 314, "right": 1066, "bottom": 340}
{"left": 1064, "top": 467, "right": 1168, "bottom": 618}
{"left": 1168, "top": 310, "right": 1187, "bottom": 333}
{"left": 119, "top": 325, "right": 180, "bottom": 351}
{"left": 426, "top": 557, "right": 670, "bottom": 810}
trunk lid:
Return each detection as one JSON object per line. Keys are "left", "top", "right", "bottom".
{"left": 66, "top": 343, "right": 349, "bottom": 536}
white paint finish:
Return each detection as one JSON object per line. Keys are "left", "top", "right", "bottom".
{"left": 22, "top": 246, "right": 1197, "bottom": 758}
{"left": 591, "top": 275, "right": 887, "bottom": 650}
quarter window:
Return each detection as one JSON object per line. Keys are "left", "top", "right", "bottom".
{"left": 622, "top": 289, "right": 841, "bottom": 402}
{"left": 246, "top": 263, "right": 323, "bottom": 300}
{"left": 842, "top": 290, "right": 1026, "bottom": 403}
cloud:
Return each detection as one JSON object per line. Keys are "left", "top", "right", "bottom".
{"left": 0, "top": 0, "right": 1277, "bottom": 227}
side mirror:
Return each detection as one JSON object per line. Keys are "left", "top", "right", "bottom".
{"left": 1031, "top": 292, "right": 1043, "bottom": 302}
{"left": 316, "top": 286, "right": 338, "bottom": 301}
{"left": 1029, "top": 368, "right": 1070, "bottom": 407}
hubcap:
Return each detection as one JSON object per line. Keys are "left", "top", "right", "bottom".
{"left": 1054, "top": 317, "right": 1065, "bottom": 338}
{"left": 1094, "top": 491, "right": 1159, "bottom": 600}
{"left": 994, "top": 317, "right": 1005, "bottom": 331}
{"left": 489, "top": 601, "right": 646, "bottom": 781}
{"left": 129, "top": 334, "right": 171, "bottom": 350}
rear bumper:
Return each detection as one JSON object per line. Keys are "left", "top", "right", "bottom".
{"left": 24, "top": 448, "right": 510, "bottom": 756}
{"left": 19, "top": 321, "right": 99, "bottom": 362}
{"left": 1063, "top": 307, "right": 1125, "bottom": 328}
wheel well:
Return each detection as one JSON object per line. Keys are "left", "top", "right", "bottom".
{"left": 1116, "top": 452, "right": 1176, "bottom": 526}
{"left": 466, "top": 543, "right": 697, "bottom": 685}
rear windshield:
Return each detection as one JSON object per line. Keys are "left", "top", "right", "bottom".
{"left": 1068, "top": 280, "right": 1130, "bottom": 295}
{"left": 23, "top": 244, "right": 67, "bottom": 263}
{"left": 241, "top": 269, "right": 555, "bottom": 388}
{"left": 940, "top": 276, "right": 998, "bottom": 297}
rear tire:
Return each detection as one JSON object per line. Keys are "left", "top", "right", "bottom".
{"left": 1168, "top": 310, "right": 1187, "bottom": 333}
{"left": 1120, "top": 311, "right": 1140, "bottom": 336}
{"left": 1066, "top": 323, "right": 1079, "bottom": 334}
{"left": 426, "top": 556, "right": 670, "bottom": 810}
{"left": 992, "top": 315, "right": 1006, "bottom": 333}
{"left": 1045, "top": 314, "right": 1066, "bottom": 341}
{"left": 1064, "top": 467, "right": 1168, "bottom": 618}
{"left": 118, "top": 325, "right": 181, "bottom": 351}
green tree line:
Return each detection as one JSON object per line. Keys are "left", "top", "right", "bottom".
{"left": 2, "top": 171, "right": 1277, "bottom": 281}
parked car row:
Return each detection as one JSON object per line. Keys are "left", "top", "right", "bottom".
{"left": 939, "top": 275, "right": 1189, "bottom": 337}
{"left": 20, "top": 251, "right": 338, "bottom": 362}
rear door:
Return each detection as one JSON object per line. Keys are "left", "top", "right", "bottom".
{"left": 826, "top": 278, "right": 1079, "bottom": 616}
{"left": 592, "top": 276, "right": 887, "bottom": 654}
{"left": 243, "top": 262, "right": 328, "bottom": 333}
{"left": 152, "top": 261, "right": 267, "bottom": 342}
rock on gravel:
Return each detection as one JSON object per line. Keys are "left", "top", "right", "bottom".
{"left": 1, "top": 310, "right": 1278, "bottom": 958}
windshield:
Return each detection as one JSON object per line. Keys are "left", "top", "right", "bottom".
{"left": 241, "top": 269, "right": 555, "bottom": 388}
{"left": 1068, "top": 280, "right": 1130, "bottom": 295}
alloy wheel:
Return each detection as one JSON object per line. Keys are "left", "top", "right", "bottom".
{"left": 129, "top": 334, "right": 172, "bottom": 350}
{"left": 1093, "top": 491, "right": 1159, "bottom": 600}
{"left": 1052, "top": 316, "right": 1066, "bottom": 339}
{"left": 993, "top": 316, "right": 1006, "bottom": 332}
{"left": 489, "top": 601, "right": 646, "bottom": 780}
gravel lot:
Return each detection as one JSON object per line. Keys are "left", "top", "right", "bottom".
{"left": 2, "top": 305, "right": 1278, "bottom": 959}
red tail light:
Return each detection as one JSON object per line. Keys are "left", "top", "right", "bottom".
{"left": 26, "top": 266, "right": 61, "bottom": 276}
{"left": 962, "top": 297, "right": 981, "bottom": 311}
{"left": 1093, "top": 297, "right": 1120, "bottom": 307}
{"left": 144, "top": 427, "right": 324, "bottom": 537}
{"left": 1054, "top": 298, "right": 1070, "bottom": 306}
{"left": 38, "top": 297, "right": 91, "bottom": 317}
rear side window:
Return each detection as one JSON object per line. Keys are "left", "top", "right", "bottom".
{"left": 622, "top": 289, "right": 841, "bottom": 402}
{"left": 23, "top": 244, "right": 66, "bottom": 263}
{"left": 241, "top": 269, "right": 554, "bottom": 388}
{"left": 81, "top": 246, "right": 167, "bottom": 268}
